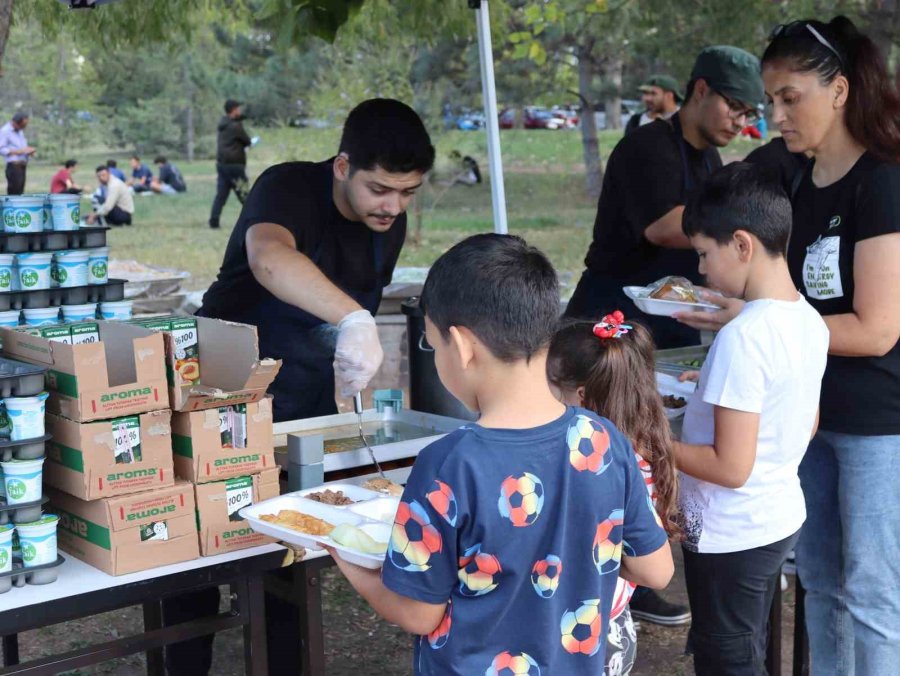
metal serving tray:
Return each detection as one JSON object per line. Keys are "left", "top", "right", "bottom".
{"left": 273, "top": 408, "right": 468, "bottom": 473}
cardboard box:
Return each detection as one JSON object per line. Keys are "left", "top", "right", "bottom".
{"left": 195, "top": 467, "right": 280, "bottom": 556}
{"left": 46, "top": 410, "right": 175, "bottom": 500}
{"left": 48, "top": 481, "right": 199, "bottom": 576}
{"left": 163, "top": 316, "right": 280, "bottom": 414}
{"left": 128, "top": 316, "right": 201, "bottom": 385}
{"left": 1, "top": 322, "right": 168, "bottom": 422}
{"left": 172, "top": 399, "right": 275, "bottom": 484}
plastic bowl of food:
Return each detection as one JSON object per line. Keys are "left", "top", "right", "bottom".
{"left": 623, "top": 285, "right": 720, "bottom": 317}
{"left": 656, "top": 372, "right": 695, "bottom": 419}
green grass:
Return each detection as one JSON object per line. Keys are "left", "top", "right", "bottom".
{"left": 17, "top": 127, "right": 761, "bottom": 293}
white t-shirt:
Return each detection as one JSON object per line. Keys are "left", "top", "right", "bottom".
{"left": 679, "top": 296, "right": 829, "bottom": 553}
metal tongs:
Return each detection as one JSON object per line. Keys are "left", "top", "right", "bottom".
{"left": 353, "top": 393, "right": 387, "bottom": 479}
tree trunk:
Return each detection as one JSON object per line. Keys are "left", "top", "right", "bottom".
{"left": 57, "top": 40, "right": 68, "bottom": 157}
{"left": 0, "top": 0, "right": 14, "bottom": 78}
{"left": 863, "top": 0, "right": 900, "bottom": 78}
{"left": 603, "top": 57, "right": 624, "bottom": 131}
{"left": 184, "top": 60, "right": 195, "bottom": 161}
{"left": 577, "top": 53, "right": 603, "bottom": 200}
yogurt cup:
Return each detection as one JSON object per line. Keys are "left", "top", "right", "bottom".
{"left": 87, "top": 246, "right": 109, "bottom": 285}
{"left": 0, "top": 309, "right": 21, "bottom": 328}
{"left": 62, "top": 303, "right": 98, "bottom": 323}
{"left": 3, "top": 393, "right": 49, "bottom": 441}
{"left": 100, "top": 300, "right": 133, "bottom": 321}
{"left": 23, "top": 307, "right": 61, "bottom": 327}
{"left": 0, "top": 456, "right": 44, "bottom": 505}
{"left": 0, "top": 524, "right": 13, "bottom": 575}
{"left": 3, "top": 195, "right": 46, "bottom": 233}
{"left": 16, "top": 252, "right": 54, "bottom": 290}
{"left": 53, "top": 250, "right": 90, "bottom": 288}
{"left": 16, "top": 515, "right": 58, "bottom": 568}
{"left": 0, "top": 253, "right": 15, "bottom": 292}
{"left": 49, "top": 194, "right": 81, "bottom": 231}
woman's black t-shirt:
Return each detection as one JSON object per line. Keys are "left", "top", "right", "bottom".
{"left": 788, "top": 153, "right": 900, "bottom": 434}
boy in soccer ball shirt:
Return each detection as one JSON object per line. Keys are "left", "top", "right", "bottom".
{"left": 329, "top": 234, "right": 672, "bottom": 674}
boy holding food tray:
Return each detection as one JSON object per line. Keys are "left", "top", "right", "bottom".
{"left": 672, "top": 163, "right": 828, "bottom": 673}
{"left": 328, "top": 234, "right": 673, "bottom": 674}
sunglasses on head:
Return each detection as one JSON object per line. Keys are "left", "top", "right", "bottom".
{"left": 770, "top": 21, "right": 846, "bottom": 70}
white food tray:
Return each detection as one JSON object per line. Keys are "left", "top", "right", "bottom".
{"left": 624, "top": 286, "right": 719, "bottom": 317}
{"left": 240, "top": 483, "right": 400, "bottom": 569}
{"left": 656, "top": 372, "right": 696, "bottom": 420}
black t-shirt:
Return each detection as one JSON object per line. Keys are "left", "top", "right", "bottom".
{"left": 200, "top": 160, "right": 406, "bottom": 344}
{"left": 159, "top": 163, "right": 186, "bottom": 192}
{"left": 744, "top": 137, "right": 808, "bottom": 196}
{"left": 584, "top": 115, "right": 722, "bottom": 287}
{"left": 788, "top": 153, "right": 900, "bottom": 434}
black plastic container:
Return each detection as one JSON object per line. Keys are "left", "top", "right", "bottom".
{"left": 0, "top": 278, "right": 125, "bottom": 311}
{"left": 0, "top": 227, "right": 109, "bottom": 254}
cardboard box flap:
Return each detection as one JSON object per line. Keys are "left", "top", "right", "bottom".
{"left": 99, "top": 322, "right": 166, "bottom": 386}
{"left": 191, "top": 317, "right": 280, "bottom": 392}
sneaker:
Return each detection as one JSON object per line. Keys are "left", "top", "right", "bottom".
{"left": 629, "top": 590, "right": 691, "bottom": 626}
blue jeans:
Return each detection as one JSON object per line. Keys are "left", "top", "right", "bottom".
{"left": 796, "top": 431, "right": 900, "bottom": 676}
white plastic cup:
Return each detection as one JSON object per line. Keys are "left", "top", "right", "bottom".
{"left": 48, "top": 194, "right": 82, "bottom": 231}
{"left": 61, "top": 303, "right": 97, "bottom": 323}
{"left": 16, "top": 515, "right": 58, "bottom": 567}
{"left": 0, "top": 253, "right": 15, "bottom": 292}
{"left": 0, "top": 524, "right": 13, "bottom": 574}
{"left": 0, "top": 457, "right": 44, "bottom": 505}
{"left": 2, "top": 195, "right": 46, "bottom": 233}
{"left": 3, "top": 393, "right": 49, "bottom": 441}
{"left": 87, "top": 246, "right": 109, "bottom": 285}
{"left": 0, "top": 309, "right": 21, "bottom": 328}
{"left": 23, "top": 307, "right": 61, "bottom": 327}
{"left": 53, "top": 250, "right": 90, "bottom": 288}
{"left": 100, "top": 300, "right": 133, "bottom": 321}
{"left": 16, "top": 252, "right": 54, "bottom": 290}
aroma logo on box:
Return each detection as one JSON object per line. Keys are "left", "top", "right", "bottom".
{"left": 106, "top": 468, "right": 157, "bottom": 482}
{"left": 100, "top": 387, "right": 154, "bottom": 403}
{"left": 59, "top": 511, "right": 89, "bottom": 538}
{"left": 126, "top": 504, "right": 176, "bottom": 521}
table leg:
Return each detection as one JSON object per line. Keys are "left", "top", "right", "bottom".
{"left": 2, "top": 634, "right": 19, "bottom": 667}
{"left": 766, "top": 569, "right": 783, "bottom": 675}
{"left": 300, "top": 560, "right": 326, "bottom": 676}
{"left": 242, "top": 574, "right": 269, "bottom": 676}
{"left": 793, "top": 577, "right": 809, "bottom": 676}
{"left": 142, "top": 600, "right": 164, "bottom": 676}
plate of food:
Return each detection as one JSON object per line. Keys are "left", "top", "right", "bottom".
{"left": 624, "top": 276, "right": 720, "bottom": 317}
{"left": 656, "top": 372, "right": 696, "bottom": 419}
{"left": 240, "top": 484, "right": 400, "bottom": 568}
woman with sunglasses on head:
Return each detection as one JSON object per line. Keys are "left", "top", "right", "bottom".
{"left": 760, "top": 16, "right": 900, "bottom": 676}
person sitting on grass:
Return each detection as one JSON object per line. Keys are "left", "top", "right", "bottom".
{"left": 673, "top": 162, "right": 828, "bottom": 674}
{"left": 50, "top": 159, "right": 83, "bottom": 194}
{"left": 151, "top": 155, "right": 187, "bottom": 194}
{"left": 86, "top": 165, "right": 134, "bottom": 227}
{"left": 127, "top": 154, "right": 153, "bottom": 193}
{"left": 547, "top": 317, "right": 682, "bottom": 676}
{"left": 328, "top": 233, "right": 673, "bottom": 674}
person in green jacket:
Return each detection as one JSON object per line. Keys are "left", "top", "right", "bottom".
{"left": 209, "top": 99, "right": 252, "bottom": 229}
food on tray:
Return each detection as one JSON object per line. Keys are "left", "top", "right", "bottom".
{"left": 662, "top": 395, "right": 687, "bottom": 409}
{"left": 330, "top": 523, "right": 388, "bottom": 555}
{"left": 647, "top": 276, "right": 699, "bottom": 303}
{"left": 363, "top": 478, "right": 404, "bottom": 496}
{"left": 324, "top": 435, "right": 375, "bottom": 454}
{"left": 306, "top": 489, "right": 355, "bottom": 506}
{"left": 259, "top": 510, "right": 334, "bottom": 535}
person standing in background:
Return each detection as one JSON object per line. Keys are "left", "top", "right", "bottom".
{"left": 625, "top": 74, "right": 683, "bottom": 135}
{"left": 0, "top": 113, "right": 36, "bottom": 195}
{"left": 209, "top": 99, "right": 252, "bottom": 229}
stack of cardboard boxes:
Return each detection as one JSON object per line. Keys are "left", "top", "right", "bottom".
{"left": 1, "top": 315, "right": 282, "bottom": 575}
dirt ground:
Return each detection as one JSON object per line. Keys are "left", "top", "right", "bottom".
{"left": 9, "top": 546, "right": 798, "bottom": 675}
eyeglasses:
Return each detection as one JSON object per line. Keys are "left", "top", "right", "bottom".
{"left": 716, "top": 91, "right": 761, "bottom": 125}
{"left": 770, "top": 21, "right": 846, "bottom": 71}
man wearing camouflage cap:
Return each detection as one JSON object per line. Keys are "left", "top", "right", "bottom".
{"left": 625, "top": 74, "right": 683, "bottom": 134}
{"left": 567, "top": 46, "right": 765, "bottom": 351}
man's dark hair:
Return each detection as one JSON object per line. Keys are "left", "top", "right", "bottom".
{"left": 684, "top": 78, "right": 700, "bottom": 103}
{"left": 683, "top": 162, "right": 792, "bottom": 256}
{"left": 420, "top": 234, "right": 560, "bottom": 362}
{"left": 64, "top": 159, "right": 77, "bottom": 169}
{"left": 11, "top": 112, "right": 28, "bottom": 124}
{"left": 339, "top": 98, "right": 435, "bottom": 175}
{"left": 95, "top": 165, "right": 108, "bottom": 174}
{"left": 106, "top": 159, "right": 117, "bottom": 168}
{"left": 154, "top": 156, "right": 167, "bottom": 165}
{"left": 131, "top": 155, "right": 140, "bottom": 161}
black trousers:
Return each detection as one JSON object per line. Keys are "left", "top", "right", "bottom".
{"left": 209, "top": 163, "right": 249, "bottom": 227}
{"left": 162, "top": 588, "right": 220, "bottom": 675}
{"left": 102, "top": 206, "right": 132, "bottom": 226}
{"left": 5, "top": 163, "right": 26, "bottom": 195}
{"left": 682, "top": 531, "right": 799, "bottom": 676}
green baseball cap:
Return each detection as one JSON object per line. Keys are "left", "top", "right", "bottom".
{"left": 690, "top": 45, "right": 764, "bottom": 108}
{"left": 639, "top": 74, "right": 684, "bottom": 103}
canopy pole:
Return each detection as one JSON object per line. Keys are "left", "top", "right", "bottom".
{"left": 471, "top": 0, "right": 508, "bottom": 234}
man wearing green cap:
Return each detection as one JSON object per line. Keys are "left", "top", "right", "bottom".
{"left": 566, "top": 45, "right": 764, "bottom": 352}
{"left": 625, "top": 74, "right": 683, "bottom": 135}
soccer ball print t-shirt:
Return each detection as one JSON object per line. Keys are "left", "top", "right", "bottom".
{"left": 381, "top": 407, "right": 667, "bottom": 675}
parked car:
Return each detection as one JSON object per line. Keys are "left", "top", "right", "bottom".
{"left": 455, "top": 112, "right": 485, "bottom": 131}
{"left": 499, "top": 108, "right": 516, "bottom": 129}
{"left": 524, "top": 107, "right": 573, "bottom": 130}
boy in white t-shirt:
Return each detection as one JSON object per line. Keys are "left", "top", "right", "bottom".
{"left": 673, "top": 162, "right": 829, "bottom": 675}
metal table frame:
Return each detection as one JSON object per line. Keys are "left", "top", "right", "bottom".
{"left": 0, "top": 547, "right": 285, "bottom": 675}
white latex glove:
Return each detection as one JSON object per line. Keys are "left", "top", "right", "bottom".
{"left": 334, "top": 309, "right": 383, "bottom": 397}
